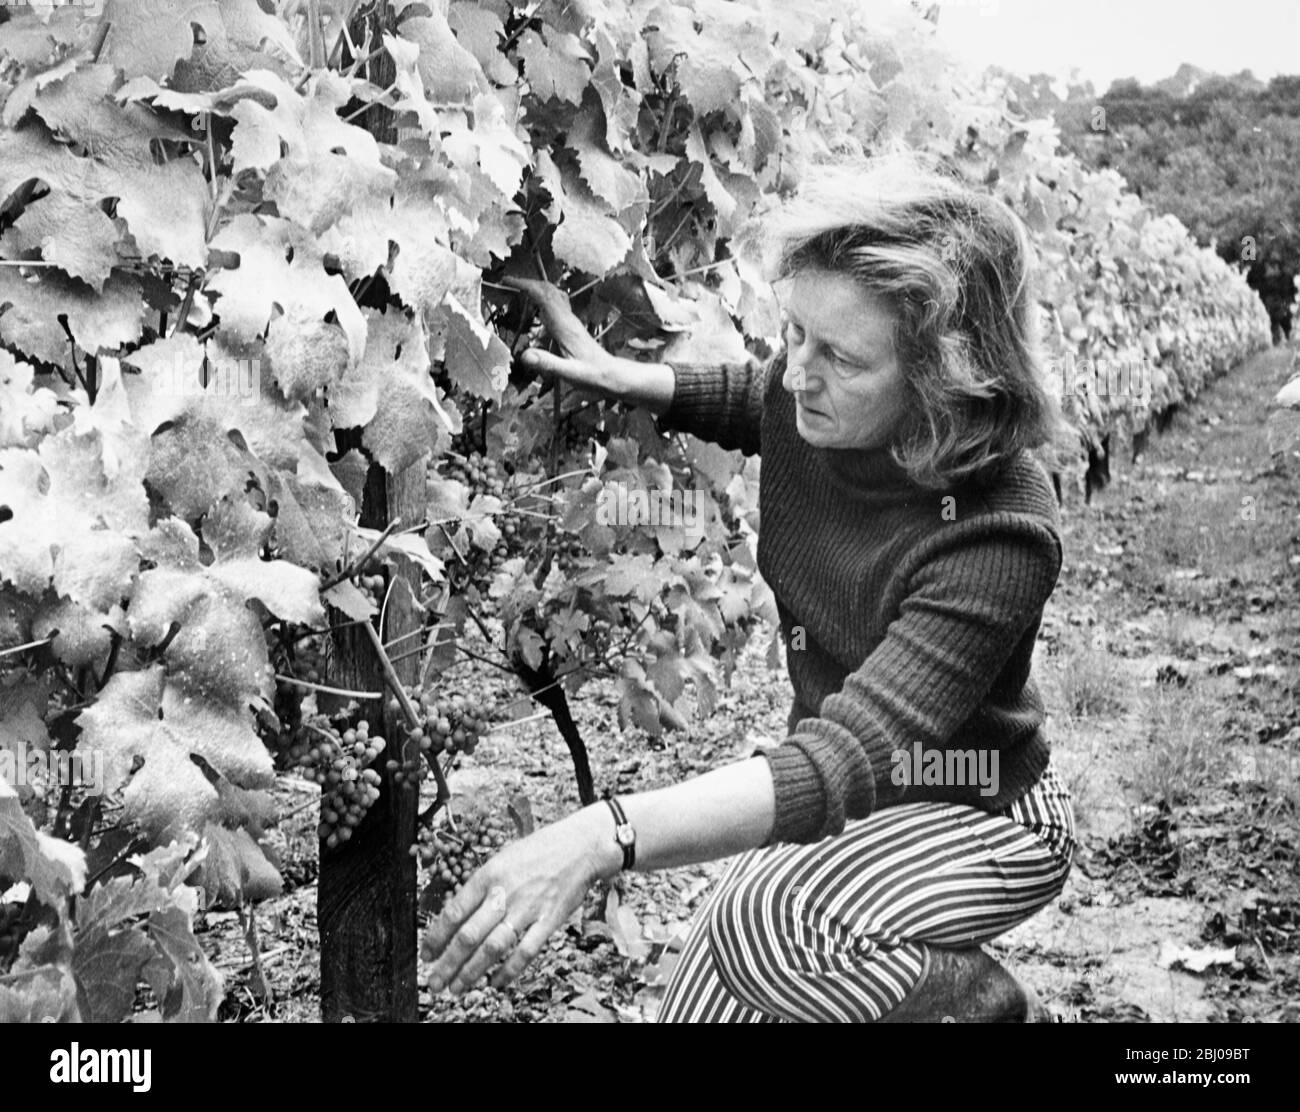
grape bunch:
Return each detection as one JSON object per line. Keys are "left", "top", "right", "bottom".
{"left": 385, "top": 742, "right": 426, "bottom": 788}
{"left": 446, "top": 539, "right": 510, "bottom": 596}
{"left": 561, "top": 421, "right": 592, "bottom": 457}
{"left": 389, "top": 687, "right": 492, "bottom": 762}
{"left": 444, "top": 451, "right": 506, "bottom": 499}
{"left": 356, "top": 568, "right": 386, "bottom": 609}
{"left": 294, "top": 637, "right": 328, "bottom": 686}
{"left": 432, "top": 453, "right": 522, "bottom": 597}
{"left": 414, "top": 815, "right": 512, "bottom": 897}
{"left": 286, "top": 719, "right": 386, "bottom": 849}
{"left": 543, "top": 517, "right": 587, "bottom": 574}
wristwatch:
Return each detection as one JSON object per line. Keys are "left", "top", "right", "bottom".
{"left": 603, "top": 793, "right": 636, "bottom": 871}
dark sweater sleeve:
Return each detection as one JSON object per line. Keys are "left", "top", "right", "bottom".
{"left": 654, "top": 355, "right": 768, "bottom": 456}
{"left": 757, "top": 514, "right": 1063, "bottom": 845}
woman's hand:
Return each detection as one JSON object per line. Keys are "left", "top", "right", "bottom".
{"left": 503, "top": 275, "right": 676, "bottom": 415}
{"left": 421, "top": 807, "right": 618, "bottom": 995}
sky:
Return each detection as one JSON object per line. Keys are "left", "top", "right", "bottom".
{"left": 911, "top": 0, "right": 1299, "bottom": 92}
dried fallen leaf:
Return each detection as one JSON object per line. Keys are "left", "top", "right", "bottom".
{"left": 1155, "top": 940, "right": 1239, "bottom": 973}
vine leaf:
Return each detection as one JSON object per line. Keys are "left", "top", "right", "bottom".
{"left": 518, "top": 26, "right": 590, "bottom": 105}
{"left": 551, "top": 165, "right": 632, "bottom": 278}
{"left": 207, "top": 214, "right": 366, "bottom": 366}
{"left": 0, "top": 269, "right": 145, "bottom": 367}
{"left": 30, "top": 64, "right": 210, "bottom": 269}
{"left": 332, "top": 309, "right": 458, "bottom": 469}
{"left": 193, "top": 822, "right": 283, "bottom": 908}
{"left": 31, "top": 596, "right": 125, "bottom": 671}
{"left": 173, "top": 0, "right": 303, "bottom": 93}
{"left": 99, "top": 0, "right": 221, "bottom": 81}
{"left": 264, "top": 310, "right": 351, "bottom": 403}
{"left": 128, "top": 504, "right": 321, "bottom": 702}
{"left": 446, "top": 3, "right": 517, "bottom": 86}
{"left": 0, "top": 7, "right": 89, "bottom": 69}
{"left": 75, "top": 665, "right": 274, "bottom": 839}
{"left": 401, "top": 7, "right": 489, "bottom": 103}
{"left": 0, "top": 961, "right": 80, "bottom": 1023}
{"left": 0, "top": 350, "right": 61, "bottom": 450}
{"left": 661, "top": 289, "right": 749, "bottom": 365}
{"left": 0, "top": 426, "right": 148, "bottom": 605}
{"left": 440, "top": 294, "right": 511, "bottom": 402}
{"left": 569, "top": 103, "right": 648, "bottom": 216}
{"left": 0, "top": 776, "right": 87, "bottom": 906}
{"left": 0, "top": 191, "right": 120, "bottom": 291}
{"left": 70, "top": 922, "right": 155, "bottom": 1023}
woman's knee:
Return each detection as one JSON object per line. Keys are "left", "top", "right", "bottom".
{"left": 704, "top": 872, "right": 806, "bottom": 1011}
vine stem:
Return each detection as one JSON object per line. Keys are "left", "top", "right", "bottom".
{"left": 284, "top": 620, "right": 367, "bottom": 644}
{"left": 511, "top": 467, "right": 591, "bottom": 492}
{"left": 492, "top": 664, "right": 594, "bottom": 714}
{"left": 321, "top": 517, "right": 402, "bottom": 591}
{"left": 343, "top": 84, "right": 399, "bottom": 123}
{"left": 486, "top": 709, "right": 549, "bottom": 732}
{"left": 566, "top": 253, "right": 734, "bottom": 301}
{"left": 382, "top": 627, "right": 429, "bottom": 651}
{"left": 436, "top": 522, "right": 469, "bottom": 565}
{"left": 323, "top": 0, "right": 365, "bottom": 71}
{"left": 360, "top": 620, "right": 451, "bottom": 812}
{"left": 0, "top": 636, "right": 54, "bottom": 660}
{"left": 453, "top": 643, "right": 514, "bottom": 673}
{"left": 303, "top": 721, "right": 343, "bottom": 744}
{"left": 275, "top": 675, "right": 382, "bottom": 699}
{"left": 278, "top": 793, "right": 322, "bottom": 824}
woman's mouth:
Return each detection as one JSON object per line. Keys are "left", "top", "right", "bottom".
{"left": 797, "top": 399, "right": 827, "bottom": 420}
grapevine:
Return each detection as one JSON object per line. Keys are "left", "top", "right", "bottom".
{"left": 0, "top": 0, "right": 1272, "bottom": 1022}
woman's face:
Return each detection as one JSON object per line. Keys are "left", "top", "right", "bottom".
{"left": 779, "top": 268, "right": 912, "bottom": 451}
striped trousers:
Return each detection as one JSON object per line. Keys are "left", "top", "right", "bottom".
{"left": 657, "top": 763, "right": 1076, "bottom": 1022}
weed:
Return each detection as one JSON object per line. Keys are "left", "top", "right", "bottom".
{"left": 1053, "top": 644, "right": 1126, "bottom": 719}
{"left": 1130, "top": 684, "right": 1233, "bottom": 811}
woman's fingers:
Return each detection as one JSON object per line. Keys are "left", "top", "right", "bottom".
{"left": 518, "top": 348, "right": 598, "bottom": 384}
{"left": 500, "top": 274, "right": 555, "bottom": 300}
{"left": 502, "top": 277, "right": 604, "bottom": 361}
{"left": 424, "top": 879, "right": 507, "bottom": 991}
{"left": 488, "top": 916, "right": 556, "bottom": 990}
{"left": 421, "top": 868, "right": 485, "bottom": 960}
{"left": 501, "top": 275, "right": 569, "bottom": 321}
{"left": 447, "top": 916, "right": 529, "bottom": 995}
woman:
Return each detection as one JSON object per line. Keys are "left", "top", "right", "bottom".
{"left": 422, "top": 153, "right": 1077, "bottom": 1022}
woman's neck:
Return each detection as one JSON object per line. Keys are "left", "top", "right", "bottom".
{"left": 815, "top": 441, "right": 917, "bottom": 495}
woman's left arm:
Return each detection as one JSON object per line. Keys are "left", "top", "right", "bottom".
{"left": 422, "top": 757, "right": 776, "bottom": 996}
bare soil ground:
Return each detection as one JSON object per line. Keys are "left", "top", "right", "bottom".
{"left": 204, "top": 343, "right": 1300, "bottom": 1023}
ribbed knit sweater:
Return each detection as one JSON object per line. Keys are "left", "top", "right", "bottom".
{"left": 658, "top": 353, "right": 1065, "bottom": 846}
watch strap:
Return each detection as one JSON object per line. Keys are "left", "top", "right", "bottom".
{"left": 603, "top": 793, "right": 636, "bottom": 871}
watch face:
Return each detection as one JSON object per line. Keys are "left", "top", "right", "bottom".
{"left": 615, "top": 823, "right": 635, "bottom": 846}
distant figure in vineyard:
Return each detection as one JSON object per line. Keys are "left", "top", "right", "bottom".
{"left": 424, "top": 153, "right": 1076, "bottom": 1022}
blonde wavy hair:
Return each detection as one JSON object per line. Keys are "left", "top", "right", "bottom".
{"left": 763, "top": 149, "right": 1071, "bottom": 489}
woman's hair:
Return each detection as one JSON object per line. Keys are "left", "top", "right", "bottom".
{"left": 763, "top": 148, "right": 1072, "bottom": 488}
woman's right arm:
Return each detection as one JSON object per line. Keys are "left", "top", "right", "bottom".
{"left": 506, "top": 277, "right": 766, "bottom": 453}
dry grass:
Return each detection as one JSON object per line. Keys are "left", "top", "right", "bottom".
{"left": 1050, "top": 643, "right": 1127, "bottom": 720}
{"left": 1128, "top": 683, "right": 1234, "bottom": 811}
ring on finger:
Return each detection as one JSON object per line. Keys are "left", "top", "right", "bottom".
{"left": 500, "top": 919, "right": 520, "bottom": 949}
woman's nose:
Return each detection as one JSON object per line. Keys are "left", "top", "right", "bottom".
{"left": 783, "top": 350, "right": 820, "bottom": 394}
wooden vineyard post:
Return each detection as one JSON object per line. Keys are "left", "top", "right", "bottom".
{"left": 319, "top": 460, "right": 424, "bottom": 1022}
{"left": 318, "top": 3, "right": 423, "bottom": 1022}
